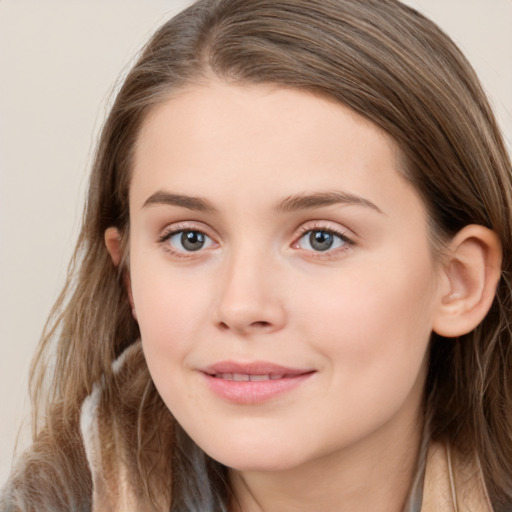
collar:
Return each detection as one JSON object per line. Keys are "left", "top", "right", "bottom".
{"left": 420, "top": 441, "right": 493, "bottom": 512}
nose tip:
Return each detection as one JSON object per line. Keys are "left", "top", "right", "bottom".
{"left": 214, "top": 257, "right": 286, "bottom": 335}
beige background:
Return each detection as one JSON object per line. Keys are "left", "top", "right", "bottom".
{"left": 1, "top": 0, "right": 511, "bottom": 485}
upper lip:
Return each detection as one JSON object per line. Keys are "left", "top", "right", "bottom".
{"left": 201, "top": 361, "right": 314, "bottom": 377}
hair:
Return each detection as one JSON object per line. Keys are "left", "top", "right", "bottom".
{"left": 3, "top": 0, "right": 512, "bottom": 510}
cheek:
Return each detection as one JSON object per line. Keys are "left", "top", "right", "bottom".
{"left": 301, "top": 251, "right": 437, "bottom": 388}
{"left": 294, "top": 266, "right": 434, "bottom": 444}
{"left": 130, "top": 259, "right": 212, "bottom": 361}
{"left": 131, "top": 268, "right": 214, "bottom": 411}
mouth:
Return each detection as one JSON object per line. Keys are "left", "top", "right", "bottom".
{"left": 211, "top": 373, "right": 286, "bottom": 381}
{"left": 200, "top": 361, "right": 315, "bottom": 404}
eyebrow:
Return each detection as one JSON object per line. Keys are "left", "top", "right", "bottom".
{"left": 142, "top": 191, "right": 218, "bottom": 213}
{"left": 142, "top": 190, "right": 383, "bottom": 215}
{"left": 276, "top": 191, "right": 383, "bottom": 214}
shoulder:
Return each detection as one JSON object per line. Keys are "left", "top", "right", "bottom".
{"left": 0, "top": 416, "right": 92, "bottom": 512}
{"left": 1, "top": 342, "right": 172, "bottom": 512}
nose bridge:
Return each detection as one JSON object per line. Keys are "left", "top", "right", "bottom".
{"left": 215, "top": 240, "right": 285, "bottom": 334}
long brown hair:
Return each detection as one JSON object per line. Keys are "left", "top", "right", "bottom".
{"left": 3, "top": 0, "right": 512, "bottom": 510}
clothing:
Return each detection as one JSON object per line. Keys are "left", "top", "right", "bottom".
{"left": 407, "top": 441, "right": 493, "bottom": 512}
{"left": 2, "top": 342, "right": 495, "bottom": 511}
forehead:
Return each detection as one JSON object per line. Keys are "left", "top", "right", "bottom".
{"left": 130, "top": 81, "right": 419, "bottom": 219}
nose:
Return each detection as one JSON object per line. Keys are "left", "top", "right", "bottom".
{"left": 214, "top": 249, "right": 287, "bottom": 335}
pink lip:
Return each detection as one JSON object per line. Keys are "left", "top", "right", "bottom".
{"left": 200, "top": 361, "right": 315, "bottom": 405}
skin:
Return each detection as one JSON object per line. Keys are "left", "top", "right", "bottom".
{"left": 105, "top": 82, "right": 500, "bottom": 511}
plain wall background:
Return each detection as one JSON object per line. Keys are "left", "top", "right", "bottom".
{"left": 1, "top": 0, "right": 511, "bottom": 484}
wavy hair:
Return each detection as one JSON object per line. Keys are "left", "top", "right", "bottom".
{"left": 3, "top": 0, "right": 512, "bottom": 510}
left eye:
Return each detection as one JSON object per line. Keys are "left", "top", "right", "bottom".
{"left": 296, "top": 229, "right": 348, "bottom": 252}
{"left": 167, "top": 230, "right": 215, "bottom": 252}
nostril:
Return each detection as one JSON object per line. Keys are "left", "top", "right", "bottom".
{"left": 216, "top": 319, "right": 272, "bottom": 333}
{"left": 250, "top": 321, "right": 271, "bottom": 329}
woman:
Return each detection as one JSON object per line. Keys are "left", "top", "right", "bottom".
{"left": 2, "top": 0, "right": 512, "bottom": 510}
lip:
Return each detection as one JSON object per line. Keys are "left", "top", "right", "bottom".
{"left": 200, "top": 361, "right": 315, "bottom": 404}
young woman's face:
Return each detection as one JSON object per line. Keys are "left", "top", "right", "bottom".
{"left": 127, "top": 82, "right": 443, "bottom": 473}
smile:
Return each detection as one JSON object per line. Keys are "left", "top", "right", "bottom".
{"left": 214, "top": 373, "right": 285, "bottom": 381}
{"left": 201, "top": 361, "right": 315, "bottom": 404}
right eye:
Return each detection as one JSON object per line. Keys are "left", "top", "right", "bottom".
{"left": 165, "top": 230, "right": 215, "bottom": 253}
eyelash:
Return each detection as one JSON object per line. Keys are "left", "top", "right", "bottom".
{"left": 157, "top": 222, "right": 354, "bottom": 258}
{"left": 293, "top": 224, "right": 354, "bottom": 257}
{"left": 158, "top": 223, "right": 216, "bottom": 258}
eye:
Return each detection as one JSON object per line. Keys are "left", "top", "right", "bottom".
{"left": 166, "top": 230, "right": 215, "bottom": 253}
{"left": 296, "top": 229, "right": 350, "bottom": 252}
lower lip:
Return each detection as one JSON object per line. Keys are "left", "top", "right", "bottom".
{"left": 202, "top": 373, "right": 314, "bottom": 404}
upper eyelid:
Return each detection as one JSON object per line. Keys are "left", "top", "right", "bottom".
{"left": 298, "top": 228, "right": 351, "bottom": 240}
{"left": 158, "top": 221, "right": 216, "bottom": 240}
{"left": 296, "top": 224, "right": 346, "bottom": 235}
{"left": 294, "top": 220, "right": 355, "bottom": 239}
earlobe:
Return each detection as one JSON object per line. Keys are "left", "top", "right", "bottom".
{"left": 433, "top": 225, "right": 502, "bottom": 338}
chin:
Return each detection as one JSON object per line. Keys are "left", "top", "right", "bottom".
{"left": 202, "top": 440, "right": 308, "bottom": 473}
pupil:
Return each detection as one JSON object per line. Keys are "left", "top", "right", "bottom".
{"left": 310, "top": 230, "right": 333, "bottom": 251}
{"left": 181, "top": 231, "right": 205, "bottom": 251}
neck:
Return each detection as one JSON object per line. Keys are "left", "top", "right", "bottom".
{"left": 230, "top": 405, "right": 424, "bottom": 512}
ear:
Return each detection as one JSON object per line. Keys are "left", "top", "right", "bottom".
{"left": 105, "top": 227, "right": 123, "bottom": 267}
{"left": 433, "top": 225, "right": 502, "bottom": 338}
{"left": 105, "top": 227, "right": 137, "bottom": 320}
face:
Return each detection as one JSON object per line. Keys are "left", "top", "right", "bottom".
{"left": 126, "top": 82, "right": 442, "bottom": 474}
